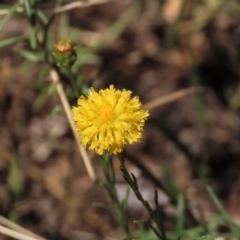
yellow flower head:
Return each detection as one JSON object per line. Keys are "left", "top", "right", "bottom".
{"left": 54, "top": 39, "right": 74, "bottom": 54}
{"left": 72, "top": 85, "right": 149, "bottom": 155}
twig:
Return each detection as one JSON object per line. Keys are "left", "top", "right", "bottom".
{"left": 50, "top": 69, "right": 96, "bottom": 181}
{"left": 143, "top": 87, "right": 204, "bottom": 111}
{"left": 54, "top": 0, "right": 115, "bottom": 13}
{"left": 0, "top": 216, "right": 46, "bottom": 240}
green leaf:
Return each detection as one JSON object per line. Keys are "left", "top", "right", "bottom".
{"left": 0, "top": 3, "right": 21, "bottom": 33}
{"left": 14, "top": 48, "right": 43, "bottom": 62}
{"left": 23, "top": 0, "right": 32, "bottom": 17}
{"left": 32, "top": 83, "right": 57, "bottom": 111}
{"left": 8, "top": 159, "right": 22, "bottom": 200}
{"left": 121, "top": 186, "right": 130, "bottom": 211}
{"left": 206, "top": 186, "right": 240, "bottom": 237}
{"left": 92, "top": 202, "right": 113, "bottom": 215}
{"left": 30, "top": 27, "right": 37, "bottom": 49}
{"left": 161, "top": 163, "right": 179, "bottom": 202}
{"left": 196, "top": 236, "right": 215, "bottom": 240}
{"left": 37, "top": 9, "right": 48, "bottom": 25}
{"left": 0, "top": 4, "right": 10, "bottom": 8}
{"left": 176, "top": 194, "right": 185, "bottom": 233}
{"left": 50, "top": 105, "right": 62, "bottom": 117}
{"left": 0, "top": 36, "right": 26, "bottom": 48}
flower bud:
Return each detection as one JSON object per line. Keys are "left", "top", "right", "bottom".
{"left": 53, "top": 39, "right": 77, "bottom": 68}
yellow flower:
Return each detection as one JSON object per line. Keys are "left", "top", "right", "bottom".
{"left": 71, "top": 85, "right": 149, "bottom": 155}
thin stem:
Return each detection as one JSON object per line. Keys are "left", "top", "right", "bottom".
{"left": 101, "top": 153, "right": 132, "bottom": 239}
{"left": 119, "top": 155, "right": 168, "bottom": 240}
{"left": 66, "top": 67, "right": 78, "bottom": 98}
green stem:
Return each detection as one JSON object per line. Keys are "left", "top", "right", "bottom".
{"left": 101, "top": 153, "right": 132, "bottom": 240}
{"left": 66, "top": 67, "right": 78, "bottom": 98}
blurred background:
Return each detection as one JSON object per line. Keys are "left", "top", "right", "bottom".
{"left": 1, "top": 0, "right": 240, "bottom": 239}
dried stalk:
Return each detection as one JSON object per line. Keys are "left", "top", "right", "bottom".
{"left": 143, "top": 87, "right": 204, "bottom": 111}
{"left": 0, "top": 216, "right": 46, "bottom": 240}
{"left": 0, "top": 225, "right": 43, "bottom": 240}
{"left": 50, "top": 69, "right": 96, "bottom": 181}
{"left": 54, "top": 0, "right": 115, "bottom": 13}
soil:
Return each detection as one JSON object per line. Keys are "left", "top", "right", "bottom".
{"left": 1, "top": 1, "right": 240, "bottom": 239}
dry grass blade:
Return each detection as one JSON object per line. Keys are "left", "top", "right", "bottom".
{"left": 0, "top": 216, "right": 46, "bottom": 240}
{"left": 0, "top": 225, "right": 45, "bottom": 240}
{"left": 0, "top": 7, "right": 24, "bottom": 16}
{"left": 143, "top": 87, "right": 204, "bottom": 111}
{"left": 54, "top": 0, "right": 115, "bottom": 13}
{"left": 50, "top": 69, "right": 96, "bottom": 181}
{"left": 0, "top": 0, "right": 113, "bottom": 16}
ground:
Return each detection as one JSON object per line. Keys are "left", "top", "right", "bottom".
{"left": 1, "top": 0, "right": 240, "bottom": 239}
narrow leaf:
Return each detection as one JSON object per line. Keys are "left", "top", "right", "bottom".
{"left": 0, "top": 36, "right": 26, "bottom": 48}
{"left": 0, "top": 3, "right": 21, "bottom": 33}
